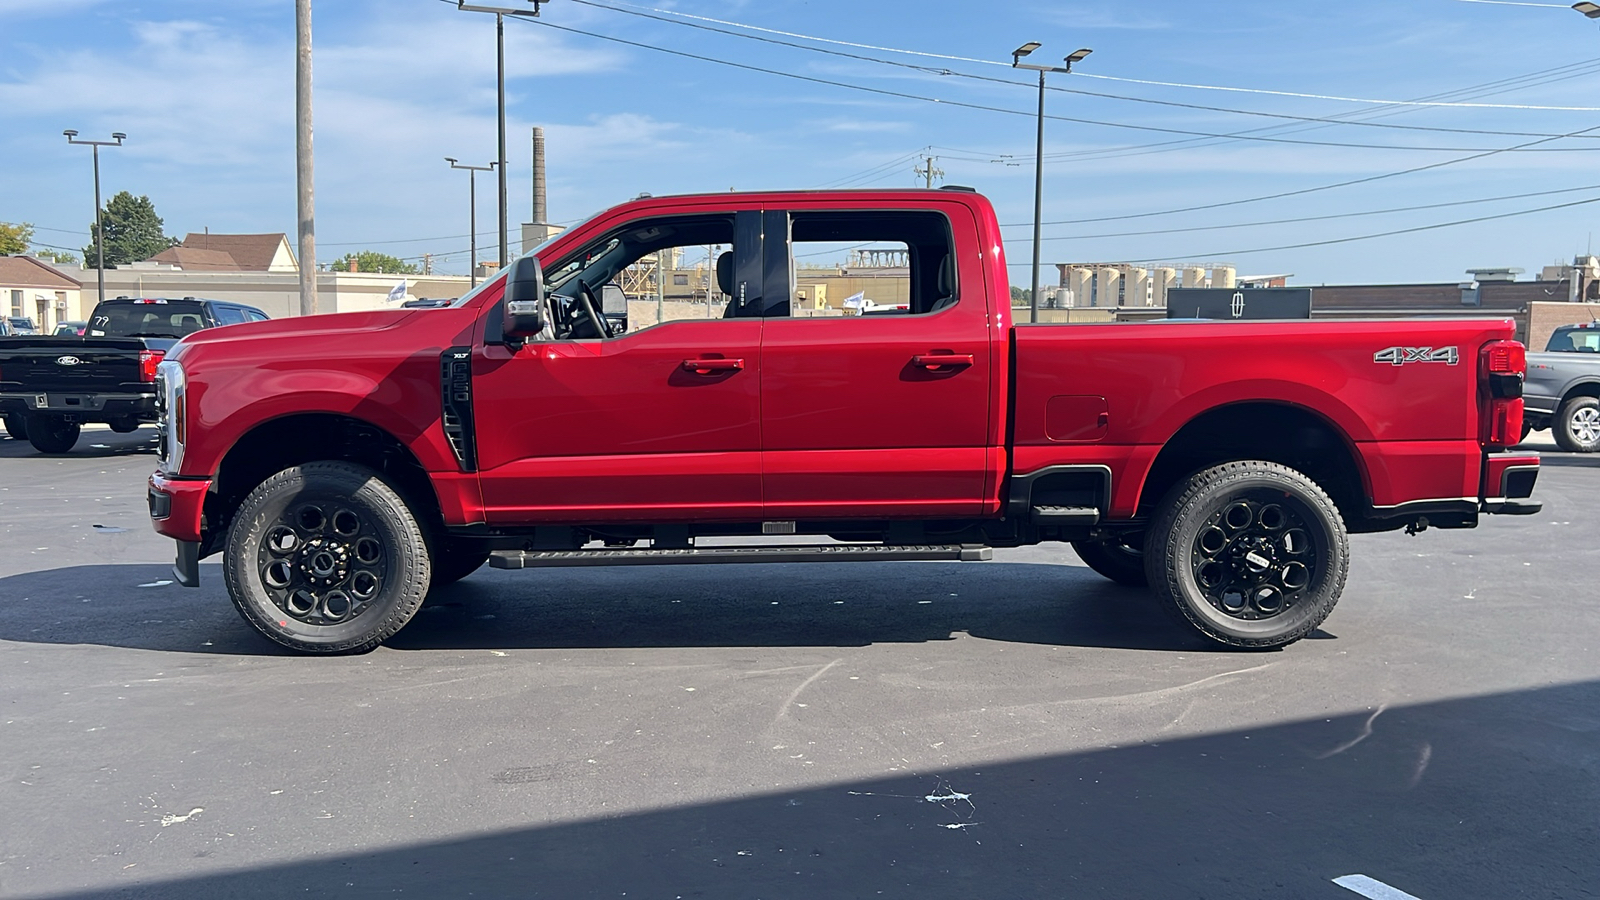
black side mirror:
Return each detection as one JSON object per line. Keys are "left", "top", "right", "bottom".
{"left": 502, "top": 256, "right": 546, "bottom": 340}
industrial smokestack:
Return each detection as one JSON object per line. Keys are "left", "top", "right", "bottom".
{"left": 531, "top": 126, "right": 547, "bottom": 226}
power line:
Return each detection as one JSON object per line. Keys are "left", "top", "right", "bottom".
{"left": 569, "top": 0, "right": 1600, "bottom": 111}
{"left": 1026, "top": 182, "right": 1600, "bottom": 241}
{"left": 567, "top": 0, "right": 1600, "bottom": 142}
{"left": 508, "top": 15, "right": 1600, "bottom": 154}
{"left": 1007, "top": 194, "right": 1600, "bottom": 261}
{"left": 1013, "top": 122, "right": 1600, "bottom": 226}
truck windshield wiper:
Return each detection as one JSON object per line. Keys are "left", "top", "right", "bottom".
{"left": 123, "top": 332, "right": 181, "bottom": 338}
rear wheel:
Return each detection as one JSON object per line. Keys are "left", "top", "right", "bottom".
{"left": 25, "top": 416, "right": 79, "bottom": 454}
{"left": 1553, "top": 395, "right": 1600, "bottom": 453}
{"left": 223, "top": 461, "right": 431, "bottom": 654}
{"left": 1071, "top": 533, "right": 1147, "bottom": 586}
{"left": 2, "top": 413, "right": 27, "bottom": 441}
{"left": 1145, "top": 460, "right": 1348, "bottom": 650}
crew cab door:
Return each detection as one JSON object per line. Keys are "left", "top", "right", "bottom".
{"left": 759, "top": 206, "right": 996, "bottom": 518}
{"left": 472, "top": 211, "right": 767, "bottom": 524}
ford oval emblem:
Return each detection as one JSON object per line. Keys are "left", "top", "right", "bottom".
{"left": 55, "top": 355, "right": 84, "bottom": 366}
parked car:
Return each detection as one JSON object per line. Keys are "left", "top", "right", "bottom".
{"left": 1524, "top": 321, "right": 1600, "bottom": 451}
{"left": 53, "top": 320, "right": 88, "bottom": 336}
{"left": 6, "top": 316, "right": 38, "bottom": 335}
{"left": 148, "top": 188, "right": 1538, "bottom": 655}
{"left": 0, "top": 296, "right": 269, "bottom": 453}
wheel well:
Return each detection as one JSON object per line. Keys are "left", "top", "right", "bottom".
{"left": 1138, "top": 403, "right": 1366, "bottom": 525}
{"left": 1561, "top": 382, "right": 1600, "bottom": 405}
{"left": 203, "top": 414, "right": 441, "bottom": 555}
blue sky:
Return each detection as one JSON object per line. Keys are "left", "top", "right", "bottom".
{"left": 4, "top": 0, "right": 1600, "bottom": 284}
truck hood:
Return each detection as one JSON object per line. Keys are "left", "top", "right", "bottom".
{"left": 176, "top": 309, "right": 419, "bottom": 350}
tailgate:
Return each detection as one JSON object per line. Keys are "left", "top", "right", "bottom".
{"left": 0, "top": 337, "right": 151, "bottom": 393}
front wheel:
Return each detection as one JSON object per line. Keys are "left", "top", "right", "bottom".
{"left": 1145, "top": 461, "right": 1348, "bottom": 650}
{"left": 223, "top": 461, "right": 431, "bottom": 654}
{"left": 1553, "top": 396, "right": 1600, "bottom": 453}
{"left": 26, "top": 416, "right": 79, "bottom": 454}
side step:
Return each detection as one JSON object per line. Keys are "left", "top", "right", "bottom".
{"left": 489, "top": 543, "right": 992, "bottom": 569}
{"left": 1031, "top": 505, "right": 1099, "bottom": 525}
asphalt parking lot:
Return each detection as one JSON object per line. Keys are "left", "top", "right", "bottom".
{"left": 1, "top": 426, "right": 1596, "bottom": 899}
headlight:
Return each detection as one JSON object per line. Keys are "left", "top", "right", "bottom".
{"left": 155, "top": 359, "right": 186, "bottom": 474}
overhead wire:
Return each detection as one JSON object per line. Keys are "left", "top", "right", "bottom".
{"left": 570, "top": 0, "right": 1600, "bottom": 110}
{"left": 566, "top": 0, "right": 1600, "bottom": 142}
{"left": 1027, "top": 182, "right": 1600, "bottom": 241}
{"left": 1003, "top": 194, "right": 1600, "bottom": 261}
{"left": 505, "top": 15, "right": 1600, "bottom": 153}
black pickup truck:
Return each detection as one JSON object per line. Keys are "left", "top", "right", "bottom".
{"left": 0, "top": 296, "right": 268, "bottom": 453}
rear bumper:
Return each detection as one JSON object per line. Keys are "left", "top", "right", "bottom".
{"left": 1481, "top": 451, "right": 1541, "bottom": 515}
{"left": 148, "top": 472, "right": 210, "bottom": 587}
{"left": 0, "top": 391, "right": 157, "bottom": 423}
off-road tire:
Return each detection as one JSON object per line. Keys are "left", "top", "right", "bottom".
{"left": 2, "top": 413, "right": 27, "bottom": 441}
{"left": 1553, "top": 395, "right": 1600, "bottom": 453}
{"left": 1145, "top": 460, "right": 1348, "bottom": 650}
{"left": 223, "top": 461, "right": 431, "bottom": 654}
{"left": 1071, "top": 534, "right": 1148, "bottom": 586}
{"left": 430, "top": 535, "right": 490, "bottom": 589}
{"left": 25, "top": 416, "right": 79, "bottom": 454}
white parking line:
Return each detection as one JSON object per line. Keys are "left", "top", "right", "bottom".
{"left": 1333, "top": 874, "right": 1424, "bottom": 900}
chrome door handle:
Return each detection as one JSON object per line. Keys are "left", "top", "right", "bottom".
{"left": 911, "top": 353, "right": 974, "bottom": 370}
{"left": 682, "top": 357, "right": 745, "bottom": 374}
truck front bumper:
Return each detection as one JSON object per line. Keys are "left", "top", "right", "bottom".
{"left": 148, "top": 471, "right": 210, "bottom": 587}
{"left": 1481, "top": 451, "right": 1541, "bottom": 515}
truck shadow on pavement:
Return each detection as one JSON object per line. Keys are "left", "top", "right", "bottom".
{"left": 11, "top": 679, "right": 1595, "bottom": 900}
{"left": 0, "top": 430, "right": 158, "bottom": 459}
{"left": 0, "top": 561, "right": 1244, "bottom": 655}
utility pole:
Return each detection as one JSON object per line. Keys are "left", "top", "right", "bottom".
{"left": 914, "top": 154, "right": 943, "bottom": 189}
{"left": 296, "top": 0, "right": 318, "bottom": 316}
{"left": 446, "top": 158, "right": 496, "bottom": 286}
{"left": 455, "top": 3, "right": 546, "bottom": 271}
{"left": 1011, "top": 43, "right": 1091, "bottom": 324}
{"left": 62, "top": 130, "right": 124, "bottom": 308}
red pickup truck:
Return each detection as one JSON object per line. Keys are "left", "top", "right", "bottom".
{"left": 146, "top": 188, "right": 1540, "bottom": 654}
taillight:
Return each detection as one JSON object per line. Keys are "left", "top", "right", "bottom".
{"left": 139, "top": 349, "right": 165, "bottom": 383}
{"left": 1479, "top": 339, "right": 1525, "bottom": 448}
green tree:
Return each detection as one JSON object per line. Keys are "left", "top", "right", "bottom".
{"left": 34, "top": 249, "right": 79, "bottom": 265}
{"left": 0, "top": 221, "right": 34, "bottom": 255}
{"left": 82, "top": 191, "right": 178, "bottom": 266}
{"left": 330, "top": 250, "right": 418, "bottom": 274}
{"left": 1010, "top": 285, "right": 1032, "bottom": 307}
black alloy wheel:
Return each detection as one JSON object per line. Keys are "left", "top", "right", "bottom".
{"left": 223, "top": 461, "right": 430, "bottom": 654}
{"left": 1146, "top": 460, "right": 1348, "bottom": 649}
{"left": 1071, "top": 532, "right": 1148, "bottom": 586}
{"left": 25, "top": 415, "right": 79, "bottom": 454}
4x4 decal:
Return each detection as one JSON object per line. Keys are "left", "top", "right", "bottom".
{"left": 1374, "top": 346, "right": 1459, "bottom": 366}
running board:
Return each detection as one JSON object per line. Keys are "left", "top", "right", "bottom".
{"left": 1031, "top": 505, "right": 1100, "bottom": 525}
{"left": 488, "top": 543, "right": 992, "bottom": 569}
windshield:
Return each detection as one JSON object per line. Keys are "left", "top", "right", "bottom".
{"left": 87, "top": 300, "right": 209, "bottom": 338}
{"left": 448, "top": 210, "right": 603, "bottom": 308}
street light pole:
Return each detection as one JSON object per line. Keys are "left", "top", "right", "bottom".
{"left": 62, "top": 130, "right": 125, "bottom": 308}
{"left": 456, "top": 1, "right": 548, "bottom": 271}
{"left": 447, "top": 158, "right": 497, "bottom": 286}
{"left": 1011, "top": 43, "right": 1091, "bottom": 324}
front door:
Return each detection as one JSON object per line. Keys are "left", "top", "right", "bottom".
{"left": 759, "top": 206, "right": 995, "bottom": 519}
{"left": 473, "top": 210, "right": 768, "bottom": 524}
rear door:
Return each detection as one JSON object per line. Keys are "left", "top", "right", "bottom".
{"left": 758, "top": 205, "right": 995, "bottom": 519}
